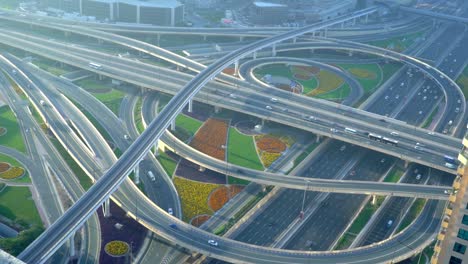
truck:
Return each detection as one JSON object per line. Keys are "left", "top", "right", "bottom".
{"left": 148, "top": 170, "right": 156, "bottom": 182}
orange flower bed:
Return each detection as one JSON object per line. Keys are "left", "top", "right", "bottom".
{"left": 0, "top": 162, "right": 10, "bottom": 173}
{"left": 222, "top": 68, "right": 236, "bottom": 75}
{"left": 256, "top": 136, "right": 286, "bottom": 153}
{"left": 208, "top": 185, "right": 245, "bottom": 212}
{"left": 191, "top": 214, "right": 211, "bottom": 227}
{"left": 190, "top": 118, "right": 228, "bottom": 160}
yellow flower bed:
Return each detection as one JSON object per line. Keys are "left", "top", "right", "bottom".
{"left": 104, "top": 240, "right": 128, "bottom": 256}
{"left": 308, "top": 70, "right": 344, "bottom": 96}
{"left": 173, "top": 177, "right": 220, "bottom": 222}
{"left": 260, "top": 152, "right": 281, "bottom": 168}
{"left": 0, "top": 167, "right": 25, "bottom": 180}
{"left": 348, "top": 68, "right": 376, "bottom": 79}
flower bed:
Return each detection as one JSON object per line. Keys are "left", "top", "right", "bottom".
{"left": 260, "top": 152, "right": 282, "bottom": 168}
{"left": 0, "top": 162, "right": 10, "bottom": 173}
{"left": 255, "top": 136, "right": 286, "bottom": 153}
{"left": 190, "top": 118, "right": 228, "bottom": 161}
{"left": 190, "top": 214, "right": 211, "bottom": 227}
{"left": 291, "top": 65, "right": 320, "bottom": 75}
{"left": 308, "top": 70, "right": 344, "bottom": 96}
{"left": 348, "top": 68, "right": 377, "bottom": 79}
{"left": 293, "top": 73, "right": 313, "bottom": 81}
{"left": 208, "top": 185, "right": 245, "bottom": 212}
{"left": 173, "top": 177, "right": 219, "bottom": 222}
{"left": 0, "top": 127, "right": 6, "bottom": 136}
{"left": 104, "top": 240, "right": 129, "bottom": 257}
{"left": 0, "top": 167, "right": 25, "bottom": 180}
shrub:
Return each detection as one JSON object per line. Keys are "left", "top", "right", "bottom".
{"left": 0, "top": 167, "right": 25, "bottom": 180}
{"left": 104, "top": 240, "right": 128, "bottom": 256}
{"left": 0, "top": 162, "right": 10, "bottom": 173}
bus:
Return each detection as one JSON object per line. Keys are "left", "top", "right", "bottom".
{"left": 368, "top": 133, "right": 383, "bottom": 142}
{"left": 88, "top": 62, "right": 103, "bottom": 70}
{"left": 344, "top": 128, "right": 357, "bottom": 134}
{"left": 444, "top": 155, "right": 457, "bottom": 164}
{"left": 382, "top": 137, "right": 398, "bottom": 146}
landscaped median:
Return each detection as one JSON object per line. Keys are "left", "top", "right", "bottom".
{"left": 227, "top": 128, "right": 263, "bottom": 171}
{"left": 0, "top": 106, "right": 26, "bottom": 153}
{"left": 104, "top": 240, "right": 129, "bottom": 257}
{"left": 255, "top": 133, "right": 294, "bottom": 168}
{"left": 190, "top": 118, "right": 229, "bottom": 161}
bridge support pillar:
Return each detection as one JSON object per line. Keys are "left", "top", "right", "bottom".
{"left": 188, "top": 100, "right": 193, "bottom": 113}
{"left": 214, "top": 106, "right": 221, "bottom": 113}
{"left": 203, "top": 35, "right": 207, "bottom": 41}
{"left": 239, "top": 36, "right": 244, "bottom": 42}
{"left": 234, "top": 60, "right": 239, "bottom": 76}
{"left": 324, "top": 27, "right": 328, "bottom": 37}
{"left": 69, "top": 234, "right": 76, "bottom": 257}
{"left": 98, "top": 39, "right": 104, "bottom": 45}
{"left": 64, "top": 31, "right": 71, "bottom": 38}
{"left": 341, "top": 22, "right": 344, "bottom": 29}
{"left": 292, "top": 37, "right": 296, "bottom": 44}
{"left": 253, "top": 52, "right": 257, "bottom": 60}
{"left": 261, "top": 119, "right": 265, "bottom": 126}
{"left": 156, "top": 34, "right": 161, "bottom": 46}
{"left": 170, "top": 119, "right": 176, "bottom": 131}
{"left": 154, "top": 141, "right": 159, "bottom": 156}
{"left": 404, "top": 160, "right": 409, "bottom": 168}
{"left": 365, "top": 14, "right": 369, "bottom": 23}
{"left": 272, "top": 44, "right": 277, "bottom": 57}
{"left": 98, "top": 74, "right": 103, "bottom": 81}
{"left": 352, "top": 18, "right": 356, "bottom": 26}
{"left": 103, "top": 199, "right": 111, "bottom": 218}
{"left": 316, "top": 135, "right": 321, "bottom": 143}
{"left": 134, "top": 163, "right": 140, "bottom": 184}
{"left": 371, "top": 195, "right": 377, "bottom": 205}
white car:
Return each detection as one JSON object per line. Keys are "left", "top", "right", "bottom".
{"left": 390, "top": 132, "right": 399, "bottom": 136}
{"left": 265, "top": 105, "right": 273, "bottom": 110}
{"left": 208, "top": 240, "right": 218, "bottom": 246}
{"left": 229, "top": 93, "right": 237, "bottom": 99}
{"left": 416, "top": 174, "right": 421, "bottom": 180}
{"left": 270, "top": 97, "right": 278, "bottom": 103}
{"left": 168, "top": 208, "right": 173, "bottom": 215}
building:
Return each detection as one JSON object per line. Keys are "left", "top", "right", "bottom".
{"left": 39, "top": 0, "right": 184, "bottom": 26}
{"left": 290, "top": 0, "right": 356, "bottom": 23}
{"left": 431, "top": 134, "right": 468, "bottom": 263}
{"left": 250, "top": 1, "right": 288, "bottom": 25}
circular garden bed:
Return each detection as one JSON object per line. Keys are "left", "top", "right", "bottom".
{"left": 208, "top": 185, "right": 245, "bottom": 212}
{"left": 104, "top": 240, "right": 129, "bottom": 257}
{"left": 190, "top": 214, "right": 211, "bottom": 227}
{"left": 0, "top": 166, "right": 25, "bottom": 180}
{"left": 0, "top": 162, "right": 10, "bottom": 173}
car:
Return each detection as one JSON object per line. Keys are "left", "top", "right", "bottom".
{"left": 208, "top": 240, "right": 218, "bottom": 246}
{"left": 270, "top": 97, "right": 278, "bottom": 103}
{"left": 384, "top": 95, "right": 389, "bottom": 100}
{"left": 395, "top": 94, "right": 400, "bottom": 99}
{"left": 124, "top": 134, "right": 129, "bottom": 140}
{"left": 458, "top": 99, "right": 461, "bottom": 104}
{"left": 418, "top": 111, "right": 423, "bottom": 115}
{"left": 390, "top": 132, "right": 399, "bottom": 136}
{"left": 414, "top": 146, "right": 422, "bottom": 150}
{"left": 444, "top": 190, "right": 451, "bottom": 194}
{"left": 330, "top": 128, "right": 338, "bottom": 133}
{"left": 445, "top": 162, "right": 456, "bottom": 169}
{"left": 308, "top": 116, "right": 316, "bottom": 121}
{"left": 428, "top": 132, "right": 435, "bottom": 135}
{"left": 400, "top": 82, "right": 404, "bottom": 87}
{"left": 387, "top": 220, "right": 393, "bottom": 227}
{"left": 265, "top": 105, "right": 273, "bottom": 110}
{"left": 229, "top": 93, "right": 237, "bottom": 99}
{"left": 379, "top": 119, "right": 387, "bottom": 123}
{"left": 455, "top": 107, "right": 460, "bottom": 113}
{"left": 416, "top": 142, "right": 425, "bottom": 146}
{"left": 169, "top": 223, "right": 178, "bottom": 229}
{"left": 340, "top": 145, "right": 346, "bottom": 151}
{"left": 423, "top": 96, "right": 427, "bottom": 100}
{"left": 416, "top": 174, "right": 421, "bottom": 180}
{"left": 434, "top": 96, "right": 438, "bottom": 99}
{"left": 168, "top": 208, "right": 173, "bottom": 215}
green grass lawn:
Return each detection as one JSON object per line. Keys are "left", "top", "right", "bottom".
{"left": 456, "top": 66, "right": 468, "bottom": 98}
{"left": 176, "top": 114, "right": 203, "bottom": 136}
{"left": 0, "top": 186, "right": 42, "bottom": 227}
{"left": 227, "top": 128, "right": 263, "bottom": 171}
{"left": 0, "top": 106, "right": 26, "bottom": 153}
{"left": 316, "top": 83, "right": 351, "bottom": 100}
{"left": 384, "top": 167, "right": 404, "bottom": 183}
{"left": 74, "top": 79, "right": 124, "bottom": 115}
{"left": 368, "top": 31, "right": 425, "bottom": 52}
{"left": 397, "top": 199, "right": 426, "bottom": 232}
{"left": 0, "top": 0, "right": 18, "bottom": 8}
{"left": 338, "top": 64, "right": 382, "bottom": 93}
{"left": 32, "top": 60, "right": 70, "bottom": 76}
{"left": 157, "top": 151, "right": 178, "bottom": 177}
{"left": 51, "top": 138, "right": 93, "bottom": 190}
{"left": 380, "top": 62, "right": 402, "bottom": 83}
{"left": 134, "top": 98, "right": 145, "bottom": 134}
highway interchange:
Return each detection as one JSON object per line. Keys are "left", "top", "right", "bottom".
{"left": 0, "top": 1, "right": 464, "bottom": 259}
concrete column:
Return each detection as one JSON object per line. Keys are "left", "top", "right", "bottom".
{"left": 136, "top": 5, "right": 140, "bottom": 24}
{"left": 157, "top": 34, "right": 161, "bottom": 46}
{"left": 261, "top": 119, "right": 265, "bottom": 126}
{"left": 315, "top": 135, "right": 321, "bottom": 143}
{"left": 214, "top": 106, "right": 221, "bottom": 113}
{"left": 98, "top": 39, "right": 104, "bottom": 45}
{"left": 170, "top": 119, "right": 176, "bottom": 131}
{"left": 404, "top": 160, "right": 409, "bottom": 168}
{"left": 188, "top": 100, "right": 193, "bottom": 113}
{"left": 352, "top": 17, "right": 356, "bottom": 26}
{"left": 365, "top": 14, "right": 369, "bottom": 23}
{"left": 154, "top": 141, "right": 159, "bottom": 156}
{"left": 372, "top": 195, "right": 377, "bottom": 205}
{"left": 171, "top": 7, "right": 175, "bottom": 26}
{"left": 239, "top": 36, "right": 244, "bottom": 42}
{"left": 234, "top": 60, "right": 239, "bottom": 76}
{"left": 341, "top": 22, "right": 344, "bottom": 29}
{"left": 203, "top": 35, "right": 207, "bottom": 41}
{"left": 134, "top": 164, "right": 140, "bottom": 184}
{"left": 103, "top": 199, "right": 111, "bottom": 218}
{"left": 312, "top": 31, "right": 316, "bottom": 37}
{"left": 272, "top": 44, "right": 277, "bottom": 57}
{"left": 253, "top": 52, "right": 257, "bottom": 60}
{"left": 324, "top": 27, "right": 328, "bottom": 37}
{"left": 69, "top": 235, "right": 75, "bottom": 257}
{"left": 292, "top": 37, "right": 296, "bottom": 44}
{"left": 98, "top": 74, "right": 103, "bottom": 81}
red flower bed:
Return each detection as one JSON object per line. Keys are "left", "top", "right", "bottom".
{"left": 256, "top": 136, "right": 286, "bottom": 153}
{"left": 292, "top": 65, "right": 320, "bottom": 74}
{"left": 191, "top": 214, "right": 211, "bottom": 227}
{"left": 208, "top": 185, "right": 245, "bottom": 212}
{"left": 0, "top": 162, "right": 10, "bottom": 173}
{"left": 190, "top": 118, "right": 228, "bottom": 160}
{"left": 222, "top": 68, "right": 236, "bottom": 75}
{"left": 293, "top": 73, "right": 312, "bottom": 80}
